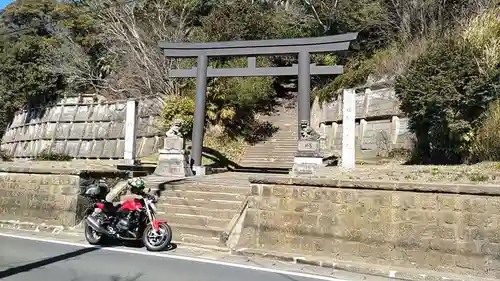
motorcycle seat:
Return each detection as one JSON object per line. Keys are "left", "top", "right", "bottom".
{"left": 101, "top": 202, "right": 120, "bottom": 214}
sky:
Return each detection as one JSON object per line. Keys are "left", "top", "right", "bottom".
{"left": 0, "top": 0, "right": 11, "bottom": 9}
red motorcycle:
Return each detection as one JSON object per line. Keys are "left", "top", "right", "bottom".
{"left": 82, "top": 178, "right": 172, "bottom": 252}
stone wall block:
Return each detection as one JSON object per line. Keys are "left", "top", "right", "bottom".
{"left": 254, "top": 197, "right": 279, "bottom": 210}
{"left": 250, "top": 184, "right": 261, "bottom": 196}
{"left": 271, "top": 185, "right": 294, "bottom": 198}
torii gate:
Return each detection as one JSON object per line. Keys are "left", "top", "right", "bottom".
{"left": 159, "top": 33, "right": 358, "bottom": 174}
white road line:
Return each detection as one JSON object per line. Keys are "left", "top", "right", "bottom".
{"left": 0, "top": 232, "right": 348, "bottom": 281}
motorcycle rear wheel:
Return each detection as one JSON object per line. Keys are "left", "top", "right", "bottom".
{"left": 84, "top": 220, "right": 103, "bottom": 245}
{"left": 142, "top": 222, "right": 172, "bottom": 252}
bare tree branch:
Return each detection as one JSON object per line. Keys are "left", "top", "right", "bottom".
{"left": 82, "top": 0, "right": 199, "bottom": 102}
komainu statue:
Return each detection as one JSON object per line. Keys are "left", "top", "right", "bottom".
{"left": 165, "top": 119, "right": 183, "bottom": 138}
{"left": 299, "top": 120, "right": 320, "bottom": 140}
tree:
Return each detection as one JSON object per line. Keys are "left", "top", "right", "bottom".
{"left": 0, "top": 0, "right": 65, "bottom": 135}
{"left": 395, "top": 38, "right": 500, "bottom": 164}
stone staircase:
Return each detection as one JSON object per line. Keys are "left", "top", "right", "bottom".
{"left": 149, "top": 172, "right": 253, "bottom": 248}
{"left": 238, "top": 106, "right": 298, "bottom": 169}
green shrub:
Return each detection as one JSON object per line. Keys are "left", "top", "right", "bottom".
{"left": 395, "top": 38, "right": 500, "bottom": 164}
{"left": 472, "top": 99, "right": 500, "bottom": 161}
{"left": 162, "top": 94, "right": 195, "bottom": 138}
{"left": 35, "top": 150, "right": 72, "bottom": 161}
{"left": 0, "top": 149, "right": 12, "bottom": 161}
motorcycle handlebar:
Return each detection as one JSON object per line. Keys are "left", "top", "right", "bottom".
{"left": 142, "top": 193, "right": 158, "bottom": 203}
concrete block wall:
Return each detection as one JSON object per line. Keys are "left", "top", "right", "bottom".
{"left": 1, "top": 95, "right": 165, "bottom": 159}
{"left": 0, "top": 172, "right": 80, "bottom": 226}
{"left": 0, "top": 167, "right": 127, "bottom": 227}
{"left": 240, "top": 176, "right": 500, "bottom": 279}
{"left": 311, "top": 86, "right": 414, "bottom": 154}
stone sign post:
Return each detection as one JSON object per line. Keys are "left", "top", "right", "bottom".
{"left": 341, "top": 89, "right": 356, "bottom": 169}
{"left": 153, "top": 120, "right": 193, "bottom": 177}
{"left": 123, "top": 100, "right": 137, "bottom": 165}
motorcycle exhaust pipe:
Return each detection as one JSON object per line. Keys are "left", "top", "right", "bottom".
{"left": 85, "top": 216, "right": 113, "bottom": 236}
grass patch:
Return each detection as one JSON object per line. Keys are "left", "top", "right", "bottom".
{"left": 319, "top": 161, "right": 500, "bottom": 184}
{"left": 202, "top": 133, "right": 247, "bottom": 167}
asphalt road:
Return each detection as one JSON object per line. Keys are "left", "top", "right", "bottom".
{"left": 0, "top": 234, "right": 353, "bottom": 281}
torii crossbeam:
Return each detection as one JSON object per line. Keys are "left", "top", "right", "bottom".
{"left": 159, "top": 33, "right": 358, "bottom": 174}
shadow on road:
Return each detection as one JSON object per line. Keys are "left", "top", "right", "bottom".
{"left": 0, "top": 247, "right": 100, "bottom": 279}
{"left": 99, "top": 239, "right": 178, "bottom": 252}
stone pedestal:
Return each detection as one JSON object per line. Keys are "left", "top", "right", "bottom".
{"left": 192, "top": 165, "right": 206, "bottom": 176}
{"left": 291, "top": 139, "right": 325, "bottom": 175}
{"left": 153, "top": 136, "right": 193, "bottom": 177}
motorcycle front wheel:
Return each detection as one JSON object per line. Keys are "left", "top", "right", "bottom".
{"left": 84, "top": 220, "right": 103, "bottom": 245}
{"left": 142, "top": 222, "right": 172, "bottom": 252}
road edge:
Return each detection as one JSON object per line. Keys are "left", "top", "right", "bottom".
{"left": 232, "top": 248, "right": 497, "bottom": 281}
{"left": 0, "top": 219, "right": 229, "bottom": 252}
{"left": 1, "top": 219, "right": 496, "bottom": 281}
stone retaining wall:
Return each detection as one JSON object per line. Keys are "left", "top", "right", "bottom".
{"left": 239, "top": 176, "right": 500, "bottom": 279}
{"left": 0, "top": 165, "right": 127, "bottom": 227}
{"left": 0, "top": 172, "right": 80, "bottom": 226}
{"left": 1, "top": 95, "right": 164, "bottom": 159}
{"left": 311, "top": 84, "right": 414, "bottom": 154}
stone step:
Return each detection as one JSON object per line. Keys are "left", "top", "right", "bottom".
{"left": 266, "top": 118, "right": 296, "bottom": 122}
{"left": 175, "top": 233, "right": 223, "bottom": 247}
{"left": 240, "top": 156, "right": 294, "bottom": 161}
{"left": 246, "top": 149, "right": 296, "bottom": 154}
{"left": 167, "top": 183, "right": 250, "bottom": 195}
{"left": 238, "top": 162, "right": 293, "bottom": 168}
{"left": 244, "top": 152, "right": 294, "bottom": 156}
{"left": 169, "top": 223, "right": 225, "bottom": 241}
{"left": 241, "top": 155, "right": 294, "bottom": 160}
{"left": 170, "top": 177, "right": 251, "bottom": 185}
{"left": 264, "top": 141, "right": 298, "bottom": 144}
{"left": 243, "top": 148, "right": 296, "bottom": 154}
{"left": 178, "top": 177, "right": 251, "bottom": 183}
{"left": 162, "top": 189, "right": 245, "bottom": 202}
{"left": 239, "top": 159, "right": 293, "bottom": 164}
{"left": 245, "top": 146, "right": 297, "bottom": 150}
{"left": 243, "top": 148, "right": 296, "bottom": 153}
{"left": 241, "top": 151, "right": 296, "bottom": 155}
{"left": 161, "top": 197, "right": 242, "bottom": 210}
{"left": 157, "top": 212, "right": 230, "bottom": 229}
{"left": 256, "top": 140, "right": 298, "bottom": 144}
{"left": 245, "top": 146, "right": 297, "bottom": 151}
{"left": 239, "top": 162, "right": 293, "bottom": 166}
{"left": 240, "top": 153, "right": 295, "bottom": 158}
{"left": 260, "top": 139, "right": 298, "bottom": 142}
{"left": 250, "top": 140, "right": 299, "bottom": 144}
{"left": 157, "top": 204, "right": 237, "bottom": 220}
